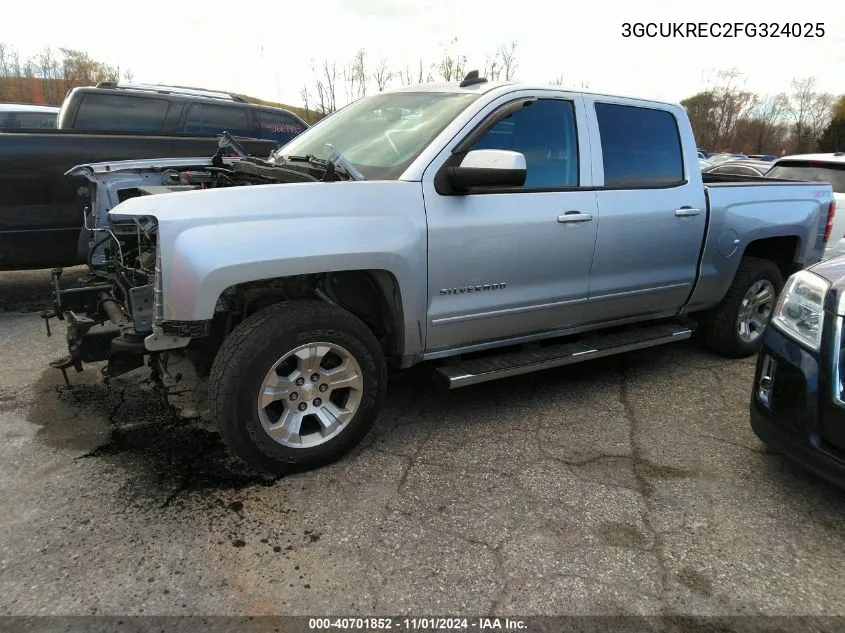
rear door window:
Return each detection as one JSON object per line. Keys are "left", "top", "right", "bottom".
{"left": 73, "top": 94, "right": 169, "bottom": 132}
{"left": 184, "top": 103, "right": 252, "bottom": 137}
{"left": 259, "top": 110, "right": 306, "bottom": 145}
{"left": 595, "top": 103, "right": 684, "bottom": 187}
{"left": 0, "top": 111, "right": 57, "bottom": 129}
{"left": 766, "top": 163, "right": 845, "bottom": 193}
{"left": 16, "top": 112, "right": 58, "bottom": 128}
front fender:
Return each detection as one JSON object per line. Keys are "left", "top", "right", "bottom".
{"left": 147, "top": 181, "right": 428, "bottom": 359}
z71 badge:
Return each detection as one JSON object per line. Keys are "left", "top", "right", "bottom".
{"left": 440, "top": 283, "right": 507, "bottom": 295}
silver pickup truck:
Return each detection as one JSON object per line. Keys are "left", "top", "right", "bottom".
{"left": 44, "top": 74, "right": 836, "bottom": 473}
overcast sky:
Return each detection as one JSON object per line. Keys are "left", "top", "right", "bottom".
{"left": 2, "top": 0, "right": 843, "bottom": 108}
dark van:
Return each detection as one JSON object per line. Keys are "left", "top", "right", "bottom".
{"left": 59, "top": 83, "right": 308, "bottom": 145}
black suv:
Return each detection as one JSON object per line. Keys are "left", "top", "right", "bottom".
{"left": 57, "top": 82, "right": 308, "bottom": 145}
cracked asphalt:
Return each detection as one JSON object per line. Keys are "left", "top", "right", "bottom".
{"left": 2, "top": 268, "right": 845, "bottom": 618}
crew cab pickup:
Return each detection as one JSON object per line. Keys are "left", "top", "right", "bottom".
{"left": 43, "top": 76, "right": 836, "bottom": 474}
{"left": 0, "top": 83, "right": 306, "bottom": 270}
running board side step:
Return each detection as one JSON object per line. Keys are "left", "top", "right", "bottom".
{"left": 433, "top": 324, "right": 692, "bottom": 389}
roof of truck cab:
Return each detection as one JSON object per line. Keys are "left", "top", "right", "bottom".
{"left": 389, "top": 81, "right": 515, "bottom": 94}
{"left": 387, "top": 82, "right": 682, "bottom": 107}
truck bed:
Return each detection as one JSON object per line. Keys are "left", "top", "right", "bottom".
{"left": 687, "top": 177, "right": 832, "bottom": 312}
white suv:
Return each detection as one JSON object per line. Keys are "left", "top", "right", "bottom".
{"left": 767, "top": 153, "right": 845, "bottom": 259}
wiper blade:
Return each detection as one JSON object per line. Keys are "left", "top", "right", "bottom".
{"left": 324, "top": 145, "right": 365, "bottom": 181}
{"left": 279, "top": 147, "right": 365, "bottom": 181}
{"left": 217, "top": 132, "right": 250, "bottom": 159}
{"left": 285, "top": 154, "right": 326, "bottom": 164}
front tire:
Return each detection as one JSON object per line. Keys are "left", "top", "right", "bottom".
{"left": 209, "top": 300, "right": 387, "bottom": 474}
{"left": 699, "top": 256, "right": 783, "bottom": 358}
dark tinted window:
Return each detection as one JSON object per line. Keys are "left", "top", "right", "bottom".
{"left": 0, "top": 111, "right": 57, "bottom": 129}
{"left": 595, "top": 103, "right": 683, "bottom": 187}
{"left": 259, "top": 110, "right": 306, "bottom": 144}
{"left": 470, "top": 99, "right": 579, "bottom": 188}
{"left": 74, "top": 94, "right": 169, "bottom": 132}
{"left": 184, "top": 103, "right": 251, "bottom": 137}
{"left": 767, "top": 162, "right": 845, "bottom": 193}
{"left": 17, "top": 112, "right": 57, "bottom": 128}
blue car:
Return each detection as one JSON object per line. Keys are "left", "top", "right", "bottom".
{"left": 751, "top": 255, "right": 845, "bottom": 488}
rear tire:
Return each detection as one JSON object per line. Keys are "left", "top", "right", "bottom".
{"left": 209, "top": 300, "right": 387, "bottom": 474}
{"left": 699, "top": 256, "right": 783, "bottom": 358}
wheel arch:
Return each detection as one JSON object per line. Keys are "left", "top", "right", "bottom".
{"left": 209, "top": 269, "right": 407, "bottom": 369}
{"left": 741, "top": 235, "right": 803, "bottom": 280}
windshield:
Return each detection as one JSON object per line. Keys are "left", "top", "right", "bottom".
{"left": 767, "top": 162, "right": 845, "bottom": 193}
{"left": 274, "top": 91, "right": 480, "bottom": 180}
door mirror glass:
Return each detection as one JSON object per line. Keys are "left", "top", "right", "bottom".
{"left": 447, "top": 149, "right": 527, "bottom": 192}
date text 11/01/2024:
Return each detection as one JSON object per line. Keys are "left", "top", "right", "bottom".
{"left": 308, "top": 618, "right": 527, "bottom": 630}
{"left": 622, "top": 22, "right": 825, "bottom": 38}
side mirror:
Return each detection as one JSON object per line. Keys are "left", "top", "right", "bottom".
{"left": 446, "top": 149, "right": 526, "bottom": 192}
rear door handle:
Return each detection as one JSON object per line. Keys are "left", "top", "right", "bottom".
{"left": 557, "top": 211, "right": 594, "bottom": 224}
{"left": 675, "top": 207, "right": 702, "bottom": 217}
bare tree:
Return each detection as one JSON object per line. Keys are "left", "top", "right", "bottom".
{"left": 0, "top": 43, "right": 131, "bottom": 105}
{"left": 436, "top": 52, "right": 467, "bottom": 82}
{"left": 310, "top": 59, "right": 338, "bottom": 115}
{"left": 712, "top": 69, "right": 758, "bottom": 149}
{"left": 353, "top": 49, "right": 367, "bottom": 99}
{"left": 342, "top": 62, "right": 357, "bottom": 105}
{"left": 300, "top": 84, "right": 312, "bottom": 122}
{"left": 314, "top": 80, "right": 327, "bottom": 115}
{"left": 745, "top": 93, "right": 790, "bottom": 153}
{"left": 789, "top": 77, "right": 817, "bottom": 153}
{"left": 397, "top": 63, "right": 413, "bottom": 86}
{"left": 483, "top": 54, "right": 501, "bottom": 81}
{"left": 809, "top": 92, "right": 835, "bottom": 144}
{"left": 550, "top": 75, "right": 564, "bottom": 86}
{"left": 123, "top": 68, "right": 134, "bottom": 83}
{"left": 0, "top": 43, "right": 8, "bottom": 78}
{"left": 322, "top": 59, "right": 338, "bottom": 113}
{"left": 415, "top": 58, "right": 434, "bottom": 84}
{"left": 681, "top": 69, "right": 757, "bottom": 151}
{"left": 498, "top": 41, "right": 518, "bottom": 80}
{"left": 373, "top": 57, "right": 392, "bottom": 92}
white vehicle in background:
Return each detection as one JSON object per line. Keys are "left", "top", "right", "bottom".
{"left": 766, "top": 153, "right": 845, "bottom": 259}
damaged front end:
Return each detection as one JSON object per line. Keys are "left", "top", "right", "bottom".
{"left": 40, "top": 213, "right": 181, "bottom": 387}
{"left": 44, "top": 136, "right": 359, "bottom": 388}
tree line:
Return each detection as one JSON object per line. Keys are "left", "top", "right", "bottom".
{"left": 299, "top": 38, "right": 520, "bottom": 120}
{"left": 1, "top": 42, "right": 842, "bottom": 154}
{"left": 681, "top": 69, "right": 843, "bottom": 155}
{"left": 0, "top": 43, "right": 132, "bottom": 105}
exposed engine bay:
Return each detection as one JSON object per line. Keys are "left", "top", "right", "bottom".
{"left": 43, "top": 135, "right": 379, "bottom": 388}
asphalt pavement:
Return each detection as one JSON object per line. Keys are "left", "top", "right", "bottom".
{"left": 1, "top": 268, "right": 844, "bottom": 619}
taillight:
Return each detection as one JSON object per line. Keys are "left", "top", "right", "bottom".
{"left": 824, "top": 200, "right": 836, "bottom": 242}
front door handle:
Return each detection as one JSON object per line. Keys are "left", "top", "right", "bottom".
{"left": 675, "top": 207, "right": 702, "bottom": 217}
{"left": 557, "top": 211, "right": 594, "bottom": 224}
